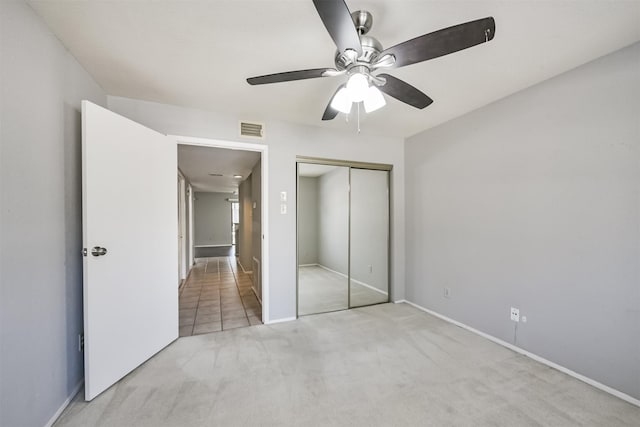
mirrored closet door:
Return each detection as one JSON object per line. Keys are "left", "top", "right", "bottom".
{"left": 297, "top": 158, "right": 390, "bottom": 316}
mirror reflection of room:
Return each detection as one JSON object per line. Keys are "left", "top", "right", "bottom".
{"left": 297, "top": 162, "right": 389, "bottom": 316}
{"left": 349, "top": 168, "right": 389, "bottom": 308}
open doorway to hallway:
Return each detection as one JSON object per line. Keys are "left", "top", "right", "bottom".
{"left": 176, "top": 144, "right": 263, "bottom": 336}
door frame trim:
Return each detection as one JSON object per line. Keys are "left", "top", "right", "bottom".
{"left": 170, "top": 135, "right": 270, "bottom": 324}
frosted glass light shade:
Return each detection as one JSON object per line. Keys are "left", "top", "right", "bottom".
{"left": 330, "top": 87, "right": 352, "bottom": 114}
{"left": 363, "top": 86, "right": 386, "bottom": 113}
{"left": 346, "top": 73, "right": 369, "bottom": 102}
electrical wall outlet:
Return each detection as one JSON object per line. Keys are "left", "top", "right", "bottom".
{"left": 444, "top": 287, "right": 451, "bottom": 298}
{"left": 510, "top": 307, "right": 520, "bottom": 322}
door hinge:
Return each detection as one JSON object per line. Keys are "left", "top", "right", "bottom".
{"left": 78, "top": 333, "right": 84, "bottom": 352}
{"left": 82, "top": 248, "right": 88, "bottom": 257}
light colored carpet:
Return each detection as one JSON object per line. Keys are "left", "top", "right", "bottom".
{"left": 298, "top": 265, "right": 387, "bottom": 315}
{"left": 54, "top": 303, "right": 639, "bottom": 426}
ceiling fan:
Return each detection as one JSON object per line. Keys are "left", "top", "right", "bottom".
{"left": 246, "top": 0, "right": 496, "bottom": 121}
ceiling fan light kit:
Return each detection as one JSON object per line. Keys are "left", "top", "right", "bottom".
{"left": 330, "top": 87, "right": 352, "bottom": 114}
{"left": 363, "top": 86, "right": 386, "bottom": 113}
{"left": 247, "top": 0, "right": 496, "bottom": 127}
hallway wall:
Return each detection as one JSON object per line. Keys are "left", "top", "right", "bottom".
{"left": 193, "top": 191, "right": 232, "bottom": 246}
{"left": 238, "top": 175, "right": 253, "bottom": 271}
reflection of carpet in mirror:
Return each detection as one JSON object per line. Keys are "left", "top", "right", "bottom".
{"left": 298, "top": 265, "right": 387, "bottom": 316}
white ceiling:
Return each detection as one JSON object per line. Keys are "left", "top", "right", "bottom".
{"left": 178, "top": 145, "right": 260, "bottom": 193}
{"left": 29, "top": 1, "right": 640, "bottom": 138}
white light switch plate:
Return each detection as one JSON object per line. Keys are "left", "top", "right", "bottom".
{"left": 280, "top": 191, "right": 287, "bottom": 202}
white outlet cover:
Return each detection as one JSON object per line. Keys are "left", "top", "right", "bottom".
{"left": 280, "top": 203, "right": 287, "bottom": 214}
{"left": 280, "top": 191, "right": 287, "bottom": 202}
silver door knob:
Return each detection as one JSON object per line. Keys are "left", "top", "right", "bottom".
{"left": 91, "top": 246, "right": 107, "bottom": 257}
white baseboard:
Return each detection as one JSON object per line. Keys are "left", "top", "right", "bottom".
{"left": 237, "top": 260, "right": 252, "bottom": 274}
{"left": 193, "top": 244, "right": 232, "bottom": 248}
{"left": 265, "top": 316, "right": 297, "bottom": 325}
{"left": 315, "top": 264, "right": 389, "bottom": 297}
{"left": 252, "top": 286, "right": 262, "bottom": 304}
{"left": 402, "top": 300, "right": 640, "bottom": 408}
{"left": 298, "top": 263, "right": 319, "bottom": 267}
{"left": 45, "top": 380, "right": 84, "bottom": 427}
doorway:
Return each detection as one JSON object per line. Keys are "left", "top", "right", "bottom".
{"left": 175, "top": 140, "right": 268, "bottom": 335}
{"left": 296, "top": 157, "right": 391, "bottom": 316}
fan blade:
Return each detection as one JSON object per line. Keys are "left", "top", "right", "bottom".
{"left": 377, "top": 74, "right": 433, "bottom": 109}
{"left": 312, "top": 0, "right": 362, "bottom": 55}
{"left": 247, "top": 68, "right": 339, "bottom": 85}
{"left": 377, "top": 17, "right": 495, "bottom": 69}
{"left": 322, "top": 84, "right": 346, "bottom": 121}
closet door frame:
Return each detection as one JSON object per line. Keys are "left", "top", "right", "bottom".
{"left": 295, "top": 156, "right": 392, "bottom": 317}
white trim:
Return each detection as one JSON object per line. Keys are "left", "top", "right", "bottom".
{"left": 171, "top": 135, "right": 270, "bottom": 323}
{"left": 44, "top": 380, "right": 84, "bottom": 427}
{"left": 393, "top": 299, "right": 407, "bottom": 304}
{"left": 265, "top": 316, "right": 297, "bottom": 325}
{"left": 298, "top": 263, "right": 319, "bottom": 267}
{"left": 193, "top": 244, "right": 232, "bottom": 248}
{"left": 402, "top": 300, "right": 640, "bottom": 408}
{"left": 315, "top": 264, "right": 388, "bottom": 296}
{"left": 252, "top": 286, "right": 262, "bottom": 304}
{"left": 237, "top": 260, "right": 252, "bottom": 274}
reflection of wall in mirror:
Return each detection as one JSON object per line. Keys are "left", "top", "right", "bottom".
{"left": 318, "top": 168, "right": 349, "bottom": 275}
{"left": 350, "top": 169, "right": 388, "bottom": 293}
{"left": 298, "top": 166, "right": 388, "bottom": 293}
{"left": 298, "top": 176, "right": 319, "bottom": 265}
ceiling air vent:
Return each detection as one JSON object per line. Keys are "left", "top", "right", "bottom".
{"left": 239, "top": 121, "right": 265, "bottom": 139}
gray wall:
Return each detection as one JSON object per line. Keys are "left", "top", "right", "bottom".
{"left": 297, "top": 176, "right": 319, "bottom": 265}
{"left": 318, "top": 167, "right": 350, "bottom": 275}
{"left": 250, "top": 159, "right": 263, "bottom": 296}
{"left": 107, "top": 96, "right": 406, "bottom": 320}
{"left": 186, "top": 183, "right": 193, "bottom": 266}
{"left": 238, "top": 175, "right": 253, "bottom": 271}
{"left": 0, "top": 1, "right": 106, "bottom": 426}
{"left": 405, "top": 42, "right": 640, "bottom": 400}
{"left": 193, "top": 192, "right": 232, "bottom": 246}
{"left": 251, "top": 160, "right": 262, "bottom": 264}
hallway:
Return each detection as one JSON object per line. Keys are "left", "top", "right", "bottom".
{"left": 178, "top": 256, "right": 262, "bottom": 336}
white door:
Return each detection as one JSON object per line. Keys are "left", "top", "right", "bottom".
{"left": 82, "top": 101, "right": 178, "bottom": 400}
